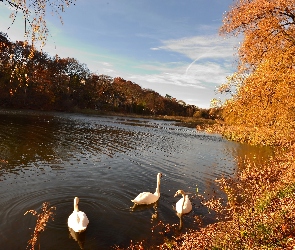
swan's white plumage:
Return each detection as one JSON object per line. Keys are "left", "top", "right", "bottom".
{"left": 131, "top": 173, "right": 162, "bottom": 205}
{"left": 68, "top": 197, "right": 89, "bottom": 233}
{"left": 174, "top": 190, "right": 192, "bottom": 215}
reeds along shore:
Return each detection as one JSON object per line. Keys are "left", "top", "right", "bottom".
{"left": 25, "top": 202, "right": 56, "bottom": 250}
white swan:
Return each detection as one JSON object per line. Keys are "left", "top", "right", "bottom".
{"left": 131, "top": 173, "right": 162, "bottom": 205}
{"left": 68, "top": 197, "right": 89, "bottom": 233}
{"left": 174, "top": 190, "right": 192, "bottom": 215}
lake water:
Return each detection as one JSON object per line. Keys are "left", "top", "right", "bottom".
{"left": 0, "top": 110, "right": 272, "bottom": 249}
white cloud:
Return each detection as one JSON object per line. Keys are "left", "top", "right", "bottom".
{"left": 132, "top": 35, "right": 238, "bottom": 89}
{"left": 127, "top": 35, "right": 239, "bottom": 107}
{"left": 130, "top": 60, "right": 230, "bottom": 91}
{"left": 155, "top": 35, "right": 239, "bottom": 61}
{"left": 102, "top": 62, "right": 112, "bottom": 67}
{"left": 102, "top": 68, "right": 115, "bottom": 73}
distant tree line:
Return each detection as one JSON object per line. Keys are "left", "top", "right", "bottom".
{"left": 0, "top": 32, "right": 218, "bottom": 118}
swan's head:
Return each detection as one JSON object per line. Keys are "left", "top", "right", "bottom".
{"left": 157, "top": 173, "right": 162, "bottom": 178}
{"left": 174, "top": 190, "right": 185, "bottom": 197}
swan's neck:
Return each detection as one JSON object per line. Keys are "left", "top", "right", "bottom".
{"left": 154, "top": 176, "right": 161, "bottom": 196}
{"left": 74, "top": 200, "right": 79, "bottom": 212}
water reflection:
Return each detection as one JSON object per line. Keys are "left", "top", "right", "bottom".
{"left": 151, "top": 203, "right": 158, "bottom": 220}
{"left": 68, "top": 228, "right": 86, "bottom": 250}
{"left": 131, "top": 202, "right": 159, "bottom": 221}
{"left": 222, "top": 140, "right": 274, "bottom": 176}
{"left": 178, "top": 214, "right": 184, "bottom": 230}
{"left": 0, "top": 109, "right": 274, "bottom": 249}
{"left": 0, "top": 112, "right": 59, "bottom": 172}
{"left": 0, "top": 110, "right": 140, "bottom": 176}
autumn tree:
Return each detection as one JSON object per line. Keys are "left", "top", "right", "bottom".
{"left": 0, "top": 32, "right": 13, "bottom": 106}
{"left": 218, "top": 0, "right": 295, "bottom": 146}
{"left": 0, "top": 34, "right": 203, "bottom": 115}
{"left": 1, "top": 0, "right": 76, "bottom": 45}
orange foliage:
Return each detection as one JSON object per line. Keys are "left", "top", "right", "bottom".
{"left": 218, "top": 0, "right": 295, "bottom": 146}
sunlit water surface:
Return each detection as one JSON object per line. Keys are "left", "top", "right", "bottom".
{"left": 0, "top": 110, "right": 273, "bottom": 249}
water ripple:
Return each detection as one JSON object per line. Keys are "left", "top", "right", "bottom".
{"left": 0, "top": 110, "right": 273, "bottom": 249}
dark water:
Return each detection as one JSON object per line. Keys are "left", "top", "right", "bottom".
{"left": 0, "top": 110, "right": 272, "bottom": 249}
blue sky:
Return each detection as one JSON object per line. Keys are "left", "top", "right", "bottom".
{"left": 0, "top": 0, "right": 238, "bottom": 108}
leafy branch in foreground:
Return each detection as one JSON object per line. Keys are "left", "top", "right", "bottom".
{"left": 24, "top": 202, "right": 56, "bottom": 250}
{"left": 1, "top": 0, "right": 76, "bottom": 46}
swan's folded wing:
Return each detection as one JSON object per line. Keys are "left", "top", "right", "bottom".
{"left": 183, "top": 196, "right": 193, "bottom": 213}
{"left": 175, "top": 198, "right": 184, "bottom": 213}
{"left": 68, "top": 212, "right": 79, "bottom": 231}
{"left": 131, "top": 192, "right": 153, "bottom": 203}
{"left": 78, "top": 211, "right": 89, "bottom": 228}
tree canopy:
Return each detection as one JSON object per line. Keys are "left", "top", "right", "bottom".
{"left": 0, "top": 33, "right": 208, "bottom": 118}
{"left": 218, "top": 0, "right": 295, "bottom": 146}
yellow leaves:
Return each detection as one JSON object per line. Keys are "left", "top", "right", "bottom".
{"left": 221, "top": 0, "right": 295, "bottom": 67}
{"left": 210, "top": 98, "right": 222, "bottom": 108}
{"left": 5, "top": 1, "right": 76, "bottom": 47}
{"left": 32, "top": 25, "right": 40, "bottom": 33}
{"left": 218, "top": 0, "right": 295, "bottom": 146}
{"left": 28, "top": 47, "right": 35, "bottom": 59}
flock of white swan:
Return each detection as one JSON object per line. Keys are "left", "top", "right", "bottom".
{"left": 67, "top": 172, "right": 192, "bottom": 233}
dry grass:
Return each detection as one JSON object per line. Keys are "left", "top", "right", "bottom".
{"left": 24, "top": 202, "right": 56, "bottom": 250}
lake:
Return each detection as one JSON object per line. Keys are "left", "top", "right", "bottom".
{"left": 0, "top": 109, "right": 272, "bottom": 249}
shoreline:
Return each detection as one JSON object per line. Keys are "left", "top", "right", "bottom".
{"left": 0, "top": 107, "right": 217, "bottom": 129}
